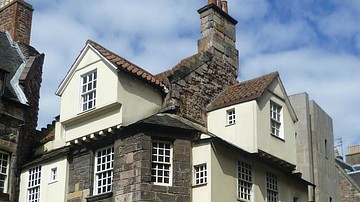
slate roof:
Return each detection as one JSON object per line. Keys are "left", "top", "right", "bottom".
{"left": 0, "top": 32, "right": 24, "bottom": 102}
{"left": 87, "top": 40, "right": 166, "bottom": 91}
{"left": 207, "top": 71, "right": 279, "bottom": 111}
{"left": 136, "top": 113, "right": 206, "bottom": 132}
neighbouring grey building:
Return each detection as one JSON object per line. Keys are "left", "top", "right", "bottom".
{"left": 289, "top": 92, "right": 339, "bottom": 202}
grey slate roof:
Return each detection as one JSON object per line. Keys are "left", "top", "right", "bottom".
{"left": 0, "top": 31, "right": 42, "bottom": 104}
{"left": 0, "top": 32, "right": 24, "bottom": 102}
{"left": 136, "top": 113, "right": 206, "bottom": 132}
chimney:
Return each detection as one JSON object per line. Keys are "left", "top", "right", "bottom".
{"left": 0, "top": 0, "right": 33, "bottom": 44}
{"left": 346, "top": 145, "right": 360, "bottom": 165}
{"left": 198, "top": 0, "right": 238, "bottom": 69}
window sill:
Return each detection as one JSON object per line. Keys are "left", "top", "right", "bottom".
{"left": 192, "top": 182, "right": 207, "bottom": 188}
{"left": 225, "top": 123, "right": 236, "bottom": 127}
{"left": 86, "top": 192, "right": 113, "bottom": 202}
{"left": 270, "top": 134, "right": 285, "bottom": 142}
{"left": 237, "top": 198, "right": 251, "bottom": 202}
{"left": 48, "top": 180, "right": 58, "bottom": 185}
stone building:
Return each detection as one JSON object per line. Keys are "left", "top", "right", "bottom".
{"left": 0, "top": 0, "right": 44, "bottom": 201}
{"left": 289, "top": 93, "right": 339, "bottom": 202}
{"left": 18, "top": 1, "right": 318, "bottom": 202}
{"left": 335, "top": 146, "right": 360, "bottom": 201}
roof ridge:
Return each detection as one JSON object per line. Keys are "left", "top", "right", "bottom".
{"left": 87, "top": 39, "right": 166, "bottom": 91}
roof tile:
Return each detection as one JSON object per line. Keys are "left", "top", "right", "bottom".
{"left": 207, "top": 72, "right": 279, "bottom": 111}
{"left": 87, "top": 40, "right": 165, "bottom": 90}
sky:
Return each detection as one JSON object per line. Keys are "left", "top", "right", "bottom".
{"left": 25, "top": 0, "right": 360, "bottom": 157}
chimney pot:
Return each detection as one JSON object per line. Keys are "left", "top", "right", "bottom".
{"left": 216, "top": 0, "right": 222, "bottom": 7}
{"left": 221, "top": 1, "right": 228, "bottom": 13}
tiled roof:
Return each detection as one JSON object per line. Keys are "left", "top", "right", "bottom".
{"left": 207, "top": 71, "right": 279, "bottom": 111}
{"left": 87, "top": 40, "right": 165, "bottom": 91}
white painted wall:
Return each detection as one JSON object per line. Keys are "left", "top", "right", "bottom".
{"left": 208, "top": 142, "right": 308, "bottom": 202}
{"left": 19, "top": 157, "right": 68, "bottom": 202}
{"left": 207, "top": 80, "right": 297, "bottom": 165}
{"left": 192, "top": 140, "right": 212, "bottom": 202}
{"left": 208, "top": 101, "right": 257, "bottom": 153}
{"left": 58, "top": 47, "right": 163, "bottom": 142}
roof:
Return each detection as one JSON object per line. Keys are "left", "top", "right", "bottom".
{"left": 0, "top": 31, "right": 40, "bottom": 104}
{"left": 207, "top": 71, "right": 279, "bottom": 111}
{"left": 136, "top": 113, "right": 206, "bottom": 132}
{"left": 87, "top": 40, "right": 166, "bottom": 91}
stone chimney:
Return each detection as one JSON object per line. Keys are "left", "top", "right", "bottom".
{"left": 198, "top": 0, "right": 238, "bottom": 69}
{"left": 0, "top": 0, "right": 33, "bottom": 44}
{"left": 346, "top": 145, "right": 360, "bottom": 165}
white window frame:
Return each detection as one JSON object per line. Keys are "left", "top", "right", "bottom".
{"left": 270, "top": 101, "right": 282, "bottom": 138}
{"left": 0, "top": 151, "right": 9, "bottom": 193}
{"left": 49, "top": 167, "right": 58, "bottom": 183}
{"left": 227, "top": 108, "right": 236, "bottom": 125}
{"left": 81, "top": 70, "right": 97, "bottom": 112}
{"left": 194, "top": 164, "right": 207, "bottom": 185}
{"left": 237, "top": 160, "right": 252, "bottom": 201}
{"left": 93, "top": 145, "right": 114, "bottom": 195}
{"left": 266, "top": 171, "right": 278, "bottom": 202}
{"left": 27, "top": 166, "right": 41, "bottom": 202}
{"left": 151, "top": 141, "right": 172, "bottom": 186}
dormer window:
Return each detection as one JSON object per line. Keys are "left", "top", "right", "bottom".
{"left": 81, "top": 70, "right": 97, "bottom": 112}
{"left": 270, "top": 101, "right": 282, "bottom": 138}
{"left": 227, "top": 108, "right": 236, "bottom": 125}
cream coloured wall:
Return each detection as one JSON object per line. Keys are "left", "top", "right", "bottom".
{"left": 59, "top": 47, "right": 163, "bottom": 142}
{"left": 19, "top": 157, "right": 68, "bottom": 202}
{"left": 209, "top": 142, "right": 308, "bottom": 202}
{"left": 207, "top": 101, "right": 258, "bottom": 153}
{"left": 207, "top": 80, "right": 297, "bottom": 165}
{"left": 256, "top": 87, "right": 297, "bottom": 165}
{"left": 192, "top": 140, "right": 212, "bottom": 202}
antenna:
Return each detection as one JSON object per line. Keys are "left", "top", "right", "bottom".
{"left": 334, "top": 137, "right": 344, "bottom": 159}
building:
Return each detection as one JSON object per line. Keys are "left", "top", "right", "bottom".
{"left": 0, "top": 0, "right": 44, "bottom": 201}
{"left": 192, "top": 72, "right": 310, "bottom": 201}
{"left": 19, "top": 1, "right": 315, "bottom": 202}
{"left": 289, "top": 93, "right": 339, "bottom": 202}
{"left": 336, "top": 146, "right": 360, "bottom": 201}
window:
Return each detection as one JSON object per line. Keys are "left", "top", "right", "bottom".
{"left": 227, "top": 108, "right": 236, "bottom": 125}
{"left": 270, "top": 101, "right": 282, "bottom": 137}
{"left": 238, "top": 160, "right": 252, "bottom": 201}
{"left": 49, "top": 167, "right": 57, "bottom": 183}
{"left": 194, "top": 164, "right": 207, "bottom": 185}
{"left": 0, "top": 151, "right": 9, "bottom": 193}
{"left": 94, "top": 146, "right": 114, "bottom": 195}
{"left": 266, "top": 171, "right": 278, "bottom": 202}
{"left": 27, "top": 166, "right": 41, "bottom": 202}
{"left": 81, "top": 70, "right": 97, "bottom": 111}
{"left": 325, "top": 139, "right": 328, "bottom": 159}
{"left": 151, "top": 141, "right": 172, "bottom": 185}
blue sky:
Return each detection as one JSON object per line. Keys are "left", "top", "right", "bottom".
{"left": 26, "top": 0, "right": 360, "bottom": 157}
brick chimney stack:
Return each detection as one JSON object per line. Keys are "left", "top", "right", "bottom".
{"left": 198, "top": 0, "right": 238, "bottom": 70}
{"left": 0, "top": 0, "right": 33, "bottom": 44}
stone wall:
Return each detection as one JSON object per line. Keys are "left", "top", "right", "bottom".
{"left": 0, "top": 0, "right": 33, "bottom": 44}
{"left": 67, "top": 149, "right": 93, "bottom": 202}
{"left": 338, "top": 168, "right": 360, "bottom": 202}
{"left": 158, "top": 3, "right": 239, "bottom": 126}
{"left": 113, "top": 131, "right": 192, "bottom": 202}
